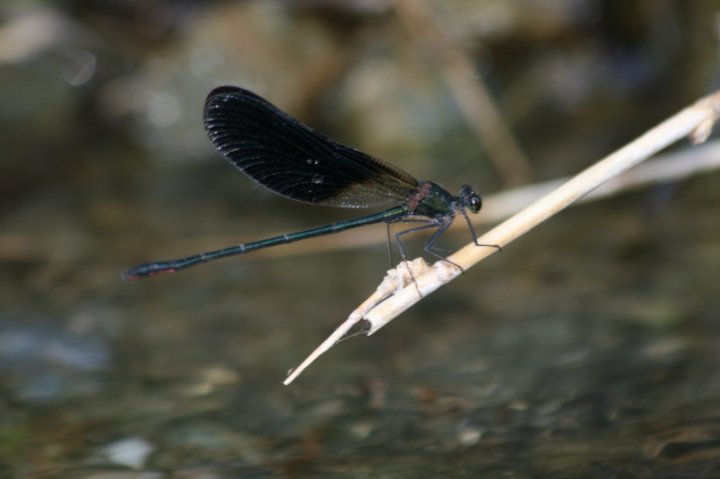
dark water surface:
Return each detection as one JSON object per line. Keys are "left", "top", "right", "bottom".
{"left": 2, "top": 170, "right": 720, "bottom": 477}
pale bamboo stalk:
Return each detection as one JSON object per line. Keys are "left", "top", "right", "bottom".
{"left": 284, "top": 90, "right": 720, "bottom": 385}
{"left": 365, "top": 92, "right": 720, "bottom": 334}
{"left": 283, "top": 258, "right": 429, "bottom": 385}
{"left": 363, "top": 91, "right": 720, "bottom": 331}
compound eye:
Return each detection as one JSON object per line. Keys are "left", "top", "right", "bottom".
{"left": 469, "top": 194, "right": 482, "bottom": 213}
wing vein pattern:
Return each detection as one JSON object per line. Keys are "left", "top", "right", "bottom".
{"left": 204, "top": 86, "right": 420, "bottom": 209}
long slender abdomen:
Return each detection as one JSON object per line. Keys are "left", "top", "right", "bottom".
{"left": 122, "top": 206, "right": 408, "bottom": 280}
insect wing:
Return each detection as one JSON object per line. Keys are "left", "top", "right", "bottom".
{"left": 204, "top": 86, "right": 419, "bottom": 209}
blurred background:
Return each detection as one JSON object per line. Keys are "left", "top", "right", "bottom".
{"left": 2, "top": 0, "right": 720, "bottom": 477}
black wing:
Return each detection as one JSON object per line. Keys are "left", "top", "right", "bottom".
{"left": 203, "top": 86, "right": 420, "bottom": 209}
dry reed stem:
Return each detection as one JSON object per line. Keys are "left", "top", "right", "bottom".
{"left": 284, "top": 90, "right": 720, "bottom": 385}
